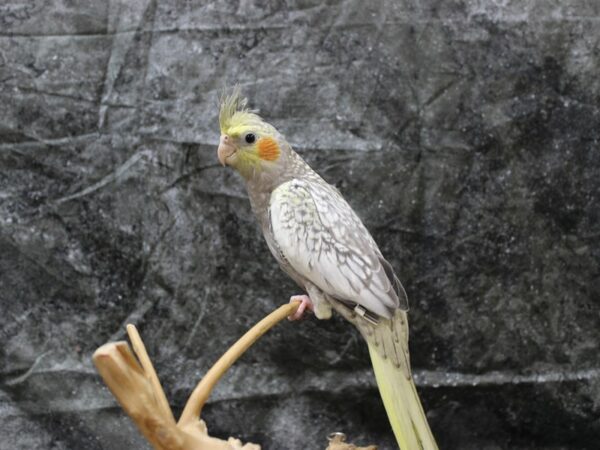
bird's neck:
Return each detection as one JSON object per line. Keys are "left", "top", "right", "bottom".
{"left": 244, "top": 149, "right": 315, "bottom": 227}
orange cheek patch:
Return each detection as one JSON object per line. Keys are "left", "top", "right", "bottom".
{"left": 257, "top": 137, "right": 280, "bottom": 161}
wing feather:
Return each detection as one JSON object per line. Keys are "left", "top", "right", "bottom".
{"left": 269, "top": 179, "right": 408, "bottom": 318}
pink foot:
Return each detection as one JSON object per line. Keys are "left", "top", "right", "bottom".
{"left": 288, "top": 295, "right": 314, "bottom": 321}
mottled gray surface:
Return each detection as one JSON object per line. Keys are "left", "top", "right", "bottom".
{"left": 1, "top": 1, "right": 599, "bottom": 449}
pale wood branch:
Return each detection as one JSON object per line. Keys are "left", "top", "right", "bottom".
{"left": 93, "top": 301, "right": 377, "bottom": 449}
{"left": 178, "top": 302, "right": 299, "bottom": 425}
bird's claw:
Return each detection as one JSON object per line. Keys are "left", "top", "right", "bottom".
{"left": 288, "top": 295, "right": 314, "bottom": 321}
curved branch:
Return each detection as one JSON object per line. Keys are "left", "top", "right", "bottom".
{"left": 178, "top": 302, "right": 299, "bottom": 426}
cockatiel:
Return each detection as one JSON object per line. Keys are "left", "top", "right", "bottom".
{"left": 216, "top": 88, "right": 438, "bottom": 450}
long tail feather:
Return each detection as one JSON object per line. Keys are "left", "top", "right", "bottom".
{"left": 329, "top": 302, "right": 438, "bottom": 449}
{"left": 368, "top": 342, "right": 438, "bottom": 450}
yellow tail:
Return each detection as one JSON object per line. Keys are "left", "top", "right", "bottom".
{"left": 368, "top": 343, "right": 438, "bottom": 450}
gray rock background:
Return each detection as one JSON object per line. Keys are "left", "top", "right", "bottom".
{"left": 1, "top": 0, "right": 599, "bottom": 449}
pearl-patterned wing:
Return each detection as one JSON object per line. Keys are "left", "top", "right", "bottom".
{"left": 269, "top": 179, "right": 408, "bottom": 319}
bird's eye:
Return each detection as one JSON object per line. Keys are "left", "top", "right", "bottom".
{"left": 244, "top": 133, "right": 256, "bottom": 144}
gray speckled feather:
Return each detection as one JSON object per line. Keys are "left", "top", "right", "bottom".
{"left": 265, "top": 173, "right": 411, "bottom": 374}
{"left": 269, "top": 178, "right": 407, "bottom": 318}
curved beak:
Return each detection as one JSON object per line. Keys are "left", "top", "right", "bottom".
{"left": 217, "top": 134, "right": 237, "bottom": 166}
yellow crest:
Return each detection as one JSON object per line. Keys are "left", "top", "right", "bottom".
{"left": 219, "top": 86, "right": 264, "bottom": 135}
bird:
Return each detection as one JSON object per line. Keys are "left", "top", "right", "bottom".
{"left": 216, "top": 87, "right": 438, "bottom": 450}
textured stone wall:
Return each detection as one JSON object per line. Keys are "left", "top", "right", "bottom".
{"left": 1, "top": 1, "right": 599, "bottom": 449}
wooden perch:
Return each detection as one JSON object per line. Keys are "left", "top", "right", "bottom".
{"left": 93, "top": 302, "right": 377, "bottom": 449}
{"left": 326, "top": 433, "right": 377, "bottom": 450}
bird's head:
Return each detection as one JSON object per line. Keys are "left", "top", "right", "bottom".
{"left": 217, "top": 87, "right": 287, "bottom": 181}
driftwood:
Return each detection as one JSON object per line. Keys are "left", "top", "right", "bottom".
{"left": 93, "top": 302, "right": 377, "bottom": 449}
